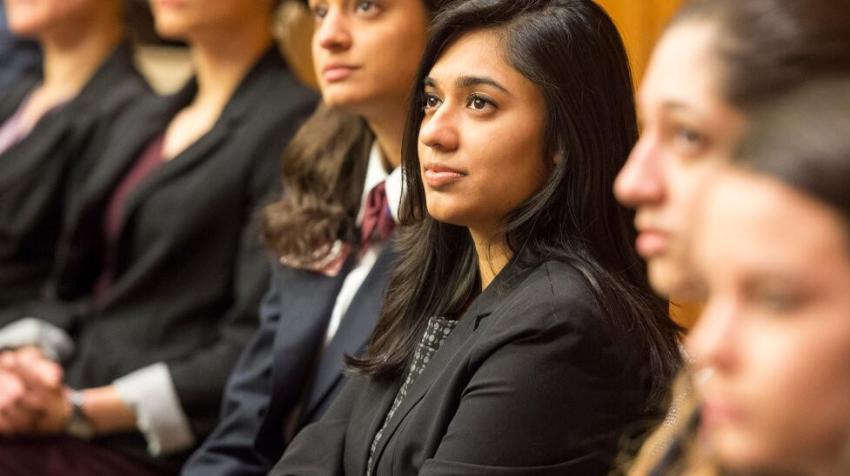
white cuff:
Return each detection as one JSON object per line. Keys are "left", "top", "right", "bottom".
{"left": 0, "top": 317, "right": 74, "bottom": 361}
{"left": 113, "top": 362, "right": 196, "bottom": 456}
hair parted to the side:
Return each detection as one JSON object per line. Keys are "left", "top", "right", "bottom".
{"left": 263, "top": 0, "right": 456, "bottom": 265}
{"left": 735, "top": 78, "right": 850, "bottom": 229}
{"left": 349, "top": 0, "right": 682, "bottom": 406}
{"left": 670, "top": 0, "right": 850, "bottom": 111}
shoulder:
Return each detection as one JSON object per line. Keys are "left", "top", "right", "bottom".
{"left": 479, "top": 260, "right": 615, "bottom": 349}
{"left": 500, "top": 260, "right": 601, "bottom": 323}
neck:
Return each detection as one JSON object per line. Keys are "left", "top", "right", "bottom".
{"left": 470, "top": 227, "right": 512, "bottom": 290}
{"left": 366, "top": 103, "right": 407, "bottom": 170}
{"left": 188, "top": 24, "right": 274, "bottom": 118}
{"left": 39, "top": 19, "right": 124, "bottom": 100}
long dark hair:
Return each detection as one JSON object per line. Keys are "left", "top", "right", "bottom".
{"left": 263, "top": 0, "right": 455, "bottom": 262}
{"left": 351, "top": 0, "right": 682, "bottom": 404}
{"left": 671, "top": 0, "right": 850, "bottom": 111}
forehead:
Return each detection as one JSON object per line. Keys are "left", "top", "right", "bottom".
{"left": 697, "top": 172, "right": 850, "bottom": 278}
{"left": 639, "top": 21, "right": 725, "bottom": 116}
{"left": 428, "top": 29, "right": 510, "bottom": 82}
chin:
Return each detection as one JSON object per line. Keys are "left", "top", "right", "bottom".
{"left": 320, "top": 87, "right": 370, "bottom": 112}
{"left": 646, "top": 257, "right": 700, "bottom": 300}
{"left": 711, "top": 434, "right": 780, "bottom": 475}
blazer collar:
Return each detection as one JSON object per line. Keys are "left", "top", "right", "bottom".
{"left": 365, "top": 250, "right": 537, "bottom": 470}
{"left": 71, "top": 46, "right": 287, "bottom": 252}
{"left": 71, "top": 41, "right": 144, "bottom": 111}
{"left": 0, "top": 43, "right": 142, "bottom": 189}
{"left": 0, "top": 75, "right": 38, "bottom": 123}
{"left": 114, "top": 45, "right": 288, "bottom": 227}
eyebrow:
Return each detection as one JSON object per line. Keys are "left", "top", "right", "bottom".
{"left": 424, "top": 75, "right": 511, "bottom": 95}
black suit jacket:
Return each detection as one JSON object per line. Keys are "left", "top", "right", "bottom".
{"left": 184, "top": 244, "right": 396, "bottom": 476}
{"left": 0, "top": 43, "right": 150, "bottom": 310}
{"left": 271, "top": 257, "right": 655, "bottom": 476}
{"left": 12, "top": 47, "right": 317, "bottom": 469}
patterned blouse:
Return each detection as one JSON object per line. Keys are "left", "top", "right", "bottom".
{"left": 366, "top": 316, "right": 459, "bottom": 475}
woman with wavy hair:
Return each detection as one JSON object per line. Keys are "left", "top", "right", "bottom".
{"left": 184, "top": 1, "right": 453, "bottom": 474}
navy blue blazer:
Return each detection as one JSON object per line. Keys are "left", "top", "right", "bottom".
{"left": 183, "top": 245, "right": 396, "bottom": 476}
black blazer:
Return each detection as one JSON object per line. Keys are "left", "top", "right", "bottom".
{"left": 184, "top": 245, "right": 395, "bottom": 476}
{"left": 13, "top": 47, "right": 317, "bottom": 469}
{"left": 271, "top": 257, "right": 655, "bottom": 476}
{"left": 0, "top": 43, "right": 150, "bottom": 310}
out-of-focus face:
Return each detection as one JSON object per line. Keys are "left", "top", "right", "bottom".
{"left": 417, "top": 29, "right": 548, "bottom": 235}
{"left": 614, "top": 21, "right": 747, "bottom": 298}
{"left": 5, "top": 0, "right": 101, "bottom": 37}
{"left": 309, "top": 0, "right": 428, "bottom": 117}
{"left": 149, "top": 0, "right": 272, "bottom": 41}
{"left": 689, "top": 171, "right": 850, "bottom": 474}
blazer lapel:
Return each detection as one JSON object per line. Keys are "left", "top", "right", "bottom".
{"left": 113, "top": 45, "right": 284, "bottom": 258}
{"left": 266, "top": 260, "right": 353, "bottom": 420}
{"left": 63, "top": 88, "right": 187, "bottom": 235}
{"left": 367, "top": 256, "right": 530, "bottom": 469}
{"left": 0, "top": 76, "right": 36, "bottom": 123}
{"left": 302, "top": 245, "right": 396, "bottom": 420}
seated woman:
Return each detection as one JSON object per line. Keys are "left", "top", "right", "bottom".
{"left": 0, "top": 0, "right": 316, "bottom": 475}
{"left": 0, "top": 0, "right": 150, "bottom": 310}
{"left": 661, "top": 78, "right": 850, "bottom": 475}
{"left": 184, "top": 0, "right": 453, "bottom": 474}
{"left": 271, "top": 1, "right": 682, "bottom": 474}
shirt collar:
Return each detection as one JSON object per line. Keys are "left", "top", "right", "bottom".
{"left": 357, "top": 141, "right": 402, "bottom": 226}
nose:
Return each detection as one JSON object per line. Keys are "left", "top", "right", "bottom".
{"left": 686, "top": 294, "right": 739, "bottom": 374}
{"left": 419, "top": 103, "right": 460, "bottom": 154}
{"left": 315, "top": 9, "right": 352, "bottom": 52}
{"left": 614, "top": 132, "right": 666, "bottom": 208}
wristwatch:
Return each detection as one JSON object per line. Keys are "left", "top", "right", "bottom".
{"left": 65, "top": 389, "right": 96, "bottom": 440}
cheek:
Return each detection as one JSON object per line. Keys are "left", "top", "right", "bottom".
{"left": 734, "top": 324, "right": 850, "bottom": 461}
{"left": 467, "top": 123, "right": 548, "bottom": 213}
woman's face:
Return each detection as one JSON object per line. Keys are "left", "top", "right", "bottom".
{"left": 418, "top": 29, "right": 548, "bottom": 235}
{"left": 150, "top": 0, "right": 272, "bottom": 42}
{"left": 309, "top": 0, "right": 428, "bottom": 118}
{"left": 614, "top": 21, "right": 747, "bottom": 299}
{"left": 689, "top": 171, "right": 850, "bottom": 473}
{"left": 5, "top": 0, "right": 106, "bottom": 37}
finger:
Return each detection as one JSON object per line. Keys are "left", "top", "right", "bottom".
{"left": 0, "top": 404, "right": 37, "bottom": 435}
{"left": 29, "top": 359, "right": 63, "bottom": 389}
{"left": 0, "top": 371, "right": 26, "bottom": 409}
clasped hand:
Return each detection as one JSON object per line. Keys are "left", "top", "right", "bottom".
{"left": 0, "top": 346, "right": 69, "bottom": 436}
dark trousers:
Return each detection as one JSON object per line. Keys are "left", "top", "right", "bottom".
{"left": 0, "top": 436, "right": 169, "bottom": 476}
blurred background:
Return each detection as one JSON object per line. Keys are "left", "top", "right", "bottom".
{"left": 132, "top": 0, "right": 684, "bottom": 92}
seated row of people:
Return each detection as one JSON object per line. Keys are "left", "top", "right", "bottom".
{"left": 0, "top": 0, "right": 316, "bottom": 474}
{"left": 0, "top": 0, "right": 848, "bottom": 475}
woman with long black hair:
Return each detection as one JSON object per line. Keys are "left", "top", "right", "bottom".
{"left": 272, "top": 1, "right": 681, "bottom": 474}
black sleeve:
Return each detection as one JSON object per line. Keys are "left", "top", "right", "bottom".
{"left": 182, "top": 263, "right": 282, "bottom": 476}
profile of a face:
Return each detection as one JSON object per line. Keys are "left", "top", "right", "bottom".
{"left": 309, "top": 0, "right": 428, "bottom": 116}
{"left": 417, "top": 29, "right": 548, "bottom": 234}
{"left": 614, "top": 20, "right": 747, "bottom": 299}
{"left": 688, "top": 171, "right": 850, "bottom": 474}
